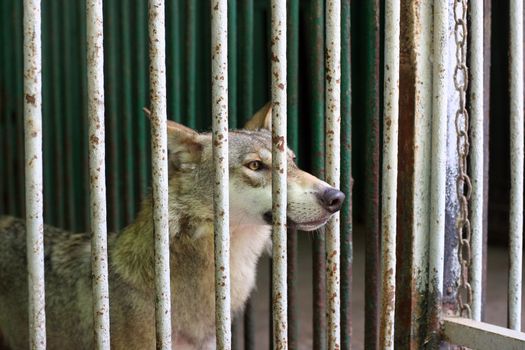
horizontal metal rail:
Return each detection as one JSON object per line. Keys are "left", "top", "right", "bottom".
{"left": 443, "top": 317, "right": 525, "bottom": 349}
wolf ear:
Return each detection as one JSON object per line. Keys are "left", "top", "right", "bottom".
{"left": 243, "top": 102, "right": 272, "bottom": 131}
{"left": 166, "top": 120, "right": 203, "bottom": 171}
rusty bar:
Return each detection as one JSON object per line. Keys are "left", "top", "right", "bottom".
{"left": 508, "top": 0, "right": 523, "bottom": 331}
{"left": 379, "top": 0, "right": 400, "bottom": 348}
{"left": 86, "top": 0, "right": 111, "bottom": 348}
{"left": 148, "top": 1, "right": 172, "bottom": 348}
{"left": 270, "top": 0, "right": 288, "bottom": 348}
{"left": 325, "top": 0, "right": 342, "bottom": 348}
{"left": 340, "top": 0, "right": 352, "bottom": 348}
{"left": 469, "top": 0, "right": 484, "bottom": 322}
{"left": 395, "top": 0, "right": 433, "bottom": 347}
{"left": 211, "top": 0, "right": 232, "bottom": 348}
{"left": 427, "top": 0, "right": 449, "bottom": 345}
{"left": 23, "top": 0, "right": 46, "bottom": 348}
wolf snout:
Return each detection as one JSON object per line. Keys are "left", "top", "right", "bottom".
{"left": 318, "top": 188, "right": 345, "bottom": 213}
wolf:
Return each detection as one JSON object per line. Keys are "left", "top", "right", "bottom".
{"left": 0, "top": 103, "right": 344, "bottom": 349}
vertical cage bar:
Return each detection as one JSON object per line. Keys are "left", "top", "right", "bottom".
{"left": 211, "top": 0, "right": 232, "bottom": 348}
{"left": 340, "top": 0, "right": 352, "bottom": 347}
{"left": 469, "top": 0, "right": 484, "bottom": 322}
{"left": 148, "top": 1, "right": 172, "bottom": 348}
{"left": 408, "top": 1, "right": 433, "bottom": 349}
{"left": 427, "top": 0, "right": 449, "bottom": 345}
{"left": 325, "top": 0, "right": 341, "bottom": 348}
{"left": 23, "top": 0, "right": 46, "bottom": 348}
{"left": 271, "top": 0, "right": 288, "bottom": 348}
{"left": 86, "top": 0, "right": 111, "bottom": 348}
{"left": 379, "top": 0, "right": 400, "bottom": 348}
{"left": 508, "top": 0, "right": 523, "bottom": 332}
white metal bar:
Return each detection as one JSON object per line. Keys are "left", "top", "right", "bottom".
{"left": 86, "top": 0, "right": 110, "bottom": 348}
{"left": 411, "top": 0, "right": 432, "bottom": 341}
{"left": 469, "top": 0, "right": 484, "bottom": 322}
{"left": 325, "top": 0, "right": 341, "bottom": 348}
{"left": 427, "top": 0, "right": 449, "bottom": 334}
{"left": 211, "top": 0, "right": 231, "bottom": 348}
{"left": 508, "top": 0, "right": 523, "bottom": 331}
{"left": 443, "top": 317, "right": 525, "bottom": 349}
{"left": 378, "top": 0, "right": 400, "bottom": 349}
{"left": 148, "top": 1, "right": 172, "bottom": 348}
{"left": 23, "top": 0, "right": 46, "bottom": 348}
{"left": 270, "top": 0, "right": 287, "bottom": 348}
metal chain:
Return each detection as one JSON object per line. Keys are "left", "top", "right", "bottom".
{"left": 453, "top": 0, "right": 473, "bottom": 320}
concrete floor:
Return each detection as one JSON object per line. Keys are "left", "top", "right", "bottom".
{"left": 243, "top": 229, "right": 525, "bottom": 349}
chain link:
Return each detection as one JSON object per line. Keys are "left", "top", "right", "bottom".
{"left": 453, "top": 0, "right": 473, "bottom": 321}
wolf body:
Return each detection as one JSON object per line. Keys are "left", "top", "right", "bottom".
{"left": 0, "top": 104, "right": 344, "bottom": 349}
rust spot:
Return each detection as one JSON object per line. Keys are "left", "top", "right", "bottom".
{"left": 25, "top": 94, "right": 36, "bottom": 105}
{"left": 278, "top": 83, "right": 285, "bottom": 90}
{"left": 273, "top": 136, "right": 285, "bottom": 151}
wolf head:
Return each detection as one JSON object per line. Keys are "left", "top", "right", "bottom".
{"left": 166, "top": 103, "right": 345, "bottom": 234}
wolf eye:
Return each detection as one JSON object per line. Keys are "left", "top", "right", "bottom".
{"left": 246, "top": 160, "right": 263, "bottom": 171}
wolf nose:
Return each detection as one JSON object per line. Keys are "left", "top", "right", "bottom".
{"left": 320, "top": 188, "right": 345, "bottom": 213}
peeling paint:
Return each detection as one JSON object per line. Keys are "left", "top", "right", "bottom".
{"left": 148, "top": 1, "right": 172, "bottom": 348}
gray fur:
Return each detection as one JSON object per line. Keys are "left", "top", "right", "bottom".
{"left": 0, "top": 110, "right": 339, "bottom": 349}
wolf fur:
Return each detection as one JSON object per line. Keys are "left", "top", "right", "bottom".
{"left": 0, "top": 104, "right": 344, "bottom": 349}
